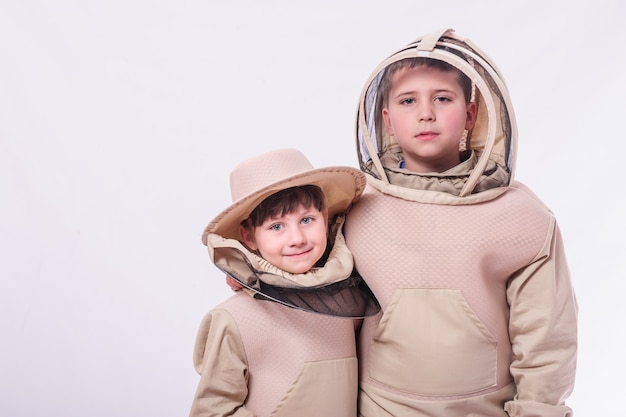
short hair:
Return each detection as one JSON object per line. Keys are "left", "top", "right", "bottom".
{"left": 379, "top": 57, "right": 473, "bottom": 105}
{"left": 241, "top": 185, "right": 325, "bottom": 230}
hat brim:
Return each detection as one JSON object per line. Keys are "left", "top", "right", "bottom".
{"left": 202, "top": 166, "right": 366, "bottom": 244}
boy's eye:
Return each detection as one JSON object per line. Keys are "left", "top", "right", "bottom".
{"left": 301, "top": 216, "right": 313, "bottom": 225}
{"left": 400, "top": 98, "right": 415, "bottom": 105}
{"left": 434, "top": 96, "right": 451, "bottom": 103}
{"left": 270, "top": 223, "right": 283, "bottom": 231}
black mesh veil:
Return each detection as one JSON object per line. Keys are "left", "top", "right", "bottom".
{"left": 212, "top": 245, "right": 380, "bottom": 318}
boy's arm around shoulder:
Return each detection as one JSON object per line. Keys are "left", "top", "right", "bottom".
{"left": 189, "top": 308, "right": 254, "bottom": 417}
{"left": 505, "top": 214, "right": 578, "bottom": 417}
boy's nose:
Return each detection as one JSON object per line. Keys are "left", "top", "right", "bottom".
{"left": 418, "top": 105, "right": 435, "bottom": 121}
{"left": 287, "top": 227, "right": 307, "bottom": 245}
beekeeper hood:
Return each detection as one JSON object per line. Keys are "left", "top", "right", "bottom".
{"left": 356, "top": 28, "right": 517, "bottom": 203}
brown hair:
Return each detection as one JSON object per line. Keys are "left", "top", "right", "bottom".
{"left": 241, "top": 185, "right": 325, "bottom": 229}
{"left": 379, "top": 57, "right": 473, "bottom": 105}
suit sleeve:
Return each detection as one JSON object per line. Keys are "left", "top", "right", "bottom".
{"left": 188, "top": 309, "right": 254, "bottom": 417}
{"left": 504, "top": 217, "right": 578, "bottom": 417}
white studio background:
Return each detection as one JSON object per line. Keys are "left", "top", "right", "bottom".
{"left": 0, "top": 1, "right": 623, "bottom": 416}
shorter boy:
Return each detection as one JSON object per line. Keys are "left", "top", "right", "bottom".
{"left": 189, "top": 148, "right": 379, "bottom": 417}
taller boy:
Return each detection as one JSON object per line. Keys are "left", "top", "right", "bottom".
{"left": 345, "top": 29, "right": 577, "bottom": 416}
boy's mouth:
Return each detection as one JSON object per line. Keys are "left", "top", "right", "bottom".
{"left": 416, "top": 131, "right": 438, "bottom": 140}
{"left": 285, "top": 248, "right": 312, "bottom": 258}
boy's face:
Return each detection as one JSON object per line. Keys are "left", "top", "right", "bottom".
{"left": 382, "top": 65, "right": 476, "bottom": 173}
{"left": 239, "top": 204, "right": 328, "bottom": 274}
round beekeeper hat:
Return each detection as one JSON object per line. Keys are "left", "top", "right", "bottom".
{"left": 202, "top": 148, "right": 366, "bottom": 244}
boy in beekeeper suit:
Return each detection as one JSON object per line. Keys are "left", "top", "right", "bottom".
{"left": 345, "top": 28, "right": 578, "bottom": 416}
{"left": 189, "top": 148, "right": 379, "bottom": 417}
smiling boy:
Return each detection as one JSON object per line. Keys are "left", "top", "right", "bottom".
{"left": 239, "top": 185, "right": 329, "bottom": 274}
{"left": 189, "top": 148, "right": 379, "bottom": 417}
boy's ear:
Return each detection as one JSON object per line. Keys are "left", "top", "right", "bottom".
{"left": 465, "top": 101, "right": 478, "bottom": 130}
{"left": 382, "top": 108, "right": 395, "bottom": 136}
{"left": 239, "top": 226, "right": 257, "bottom": 251}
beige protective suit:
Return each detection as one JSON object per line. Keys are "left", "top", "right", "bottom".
{"left": 189, "top": 292, "right": 358, "bottom": 417}
{"left": 344, "top": 29, "right": 578, "bottom": 417}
